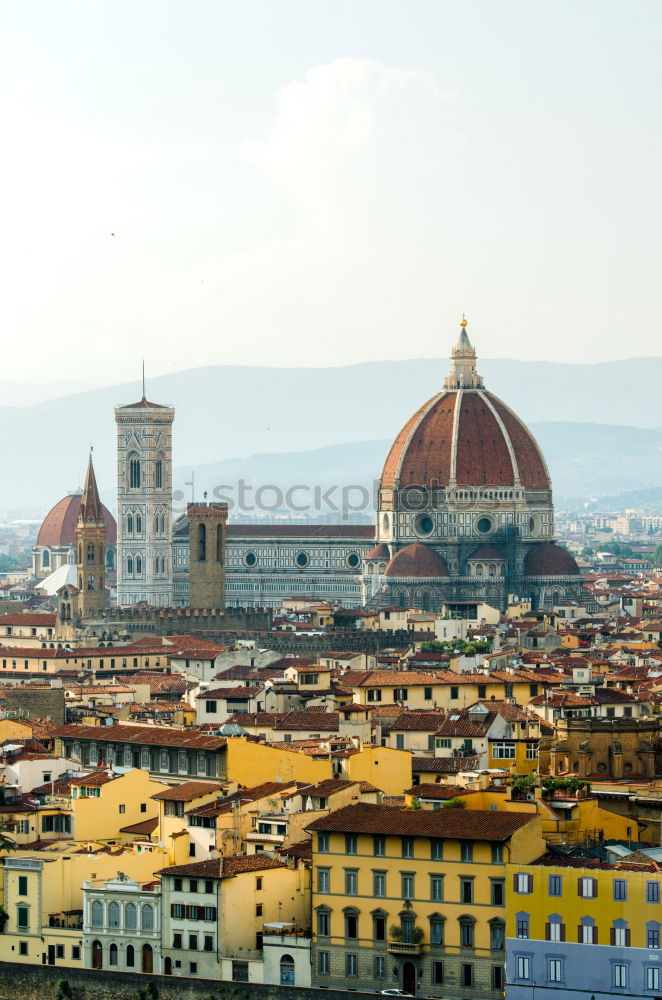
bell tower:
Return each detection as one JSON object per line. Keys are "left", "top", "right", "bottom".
{"left": 76, "top": 453, "right": 107, "bottom": 619}
{"left": 115, "top": 384, "right": 175, "bottom": 607}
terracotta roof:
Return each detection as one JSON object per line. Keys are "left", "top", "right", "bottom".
{"left": 385, "top": 543, "right": 449, "bottom": 579}
{"left": 533, "top": 852, "right": 657, "bottom": 873}
{"left": 119, "top": 817, "right": 158, "bottom": 836}
{"left": 36, "top": 492, "right": 117, "bottom": 547}
{"left": 157, "top": 853, "right": 284, "bottom": 879}
{"left": 274, "top": 711, "right": 339, "bottom": 731}
{"left": 119, "top": 397, "right": 171, "bottom": 410}
{"left": 406, "top": 783, "right": 472, "bottom": 799}
{"left": 69, "top": 770, "right": 115, "bottom": 787}
{"left": 365, "top": 544, "right": 391, "bottom": 560}
{"left": 354, "top": 670, "right": 440, "bottom": 688}
{"left": 390, "top": 712, "right": 446, "bottom": 732}
{"left": 280, "top": 839, "right": 312, "bottom": 860}
{"left": 306, "top": 802, "right": 534, "bottom": 840}
{"left": 52, "top": 724, "right": 227, "bottom": 750}
{"left": 525, "top": 543, "right": 581, "bottom": 577}
{"left": 0, "top": 613, "right": 56, "bottom": 627}
{"left": 197, "top": 685, "right": 262, "bottom": 700}
{"left": 151, "top": 781, "right": 226, "bottom": 801}
{"left": 412, "top": 755, "right": 481, "bottom": 773}
{"left": 380, "top": 386, "right": 549, "bottom": 491}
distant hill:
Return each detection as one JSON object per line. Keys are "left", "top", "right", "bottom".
{"left": 2, "top": 357, "right": 662, "bottom": 512}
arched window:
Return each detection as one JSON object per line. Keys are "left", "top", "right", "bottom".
{"left": 397, "top": 590, "right": 406, "bottom": 609}
{"left": 106, "top": 549, "right": 115, "bottom": 570}
{"left": 108, "top": 902, "right": 120, "bottom": 928}
{"left": 78, "top": 544, "right": 83, "bottom": 564}
{"left": 42, "top": 550, "right": 50, "bottom": 568}
{"left": 87, "top": 575, "right": 95, "bottom": 592}
{"left": 401, "top": 914, "right": 415, "bottom": 944}
{"left": 127, "top": 514, "right": 133, "bottom": 534}
{"left": 136, "top": 556, "right": 142, "bottom": 575}
{"left": 126, "top": 944, "right": 135, "bottom": 967}
{"left": 128, "top": 455, "right": 141, "bottom": 489}
{"left": 280, "top": 954, "right": 295, "bottom": 985}
{"left": 91, "top": 901, "right": 103, "bottom": 927}
{"left": 344, "top": 907, "right": 359, "bottom": 940}
{"left": 429, "top": 913, "right": 445, "bottom": 946}
{"left": 372, "top": 909, "right": 387, "bottom": 942}
{"left": 142, "top": 943, "right": 153, "bottom": 973}
{"left": 127, "top": 557, "right": 133, "bottom": 576}
{"left": 490, "top": 919, "right": 505, "bottom": 950}
{"left": 91, "top": 940, "right": 102, "bottom": 970}
{"left": 161, "top": 557, "right": 166, "bottom": 573}
{"left": 198, "top": 523, "right": 206, "bottom": 562}
{"left": 142, "top": 904, "right": 154, "bottom": 931}
{"left": 155, "top": 459, "right": 163, "bottom": 489}
{"left": 459, "top": 915, "right": 475, "bottom": 948}
{"left": 109, "top": 943, "right": 118, "bottom": 967}
{"left": 125, "top": 903, "right": 137, "bottom": 930}
{"left": 136, "top": 514, "right": 142, "bottom": 534}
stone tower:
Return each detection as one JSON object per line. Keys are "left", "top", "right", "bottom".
{"left": 115, "top": 389, "right": 175, "bottom": 607}
{"left": 187, "top": 502, "right": 228, "bottom": 608}
{"left": 76, "top": 453, "right": 107, "bottom": 619}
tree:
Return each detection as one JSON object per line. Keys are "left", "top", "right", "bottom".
{"left": 0, "top": 821, "right": 16, "bottom": 853}
{"left": 655, "top": 544, "right": 662, "bottom": 563}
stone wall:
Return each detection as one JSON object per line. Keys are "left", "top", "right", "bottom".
{"left": 0, "top": 961, "right": 376, "bottom": 1000}
{"left": 4, "top": 686, "right": 65, "bottom": 725}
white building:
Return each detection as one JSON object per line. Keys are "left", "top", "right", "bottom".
{"left": 115, "top": 394, "right": 175, "bottom": 606}
{"left": 82, "top": 871, "right": 162, "bottom": 974}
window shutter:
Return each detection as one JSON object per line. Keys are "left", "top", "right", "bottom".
{"left": 560, "top": 923, "right": 566, "bottom": 942}
{"left": 170, "top": 904, "right": 176, "bottom": 917}
{"left": 625, "top": 929, "right": 631, "bottom": 947}
{"left": 514, "top": 874, "right": 519, "bottom": 891}
{"left": 527, "top": 874, "right": 533, "bottom": 893}
{"left": 594, "top": 926, "right": 598, "bottom": 945}
{"left": 610, "top": 927, "right": 615, "bottom": 946}
{"left": 545, "top": 922, "right": 550, "bottom": 941}
{"left": 577, "top": 925, "right": 582, "bottom": 943}
{"left": 578, "top": 876, "right": 583, "bottom": 896}
{"left": 592, "top": 878, "right": 598, "bottom": 898}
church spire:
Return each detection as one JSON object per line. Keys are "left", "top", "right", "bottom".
{"left": 80, "top": 451, "right": 103, "bottom": 522}
{"left": 444, "top": 315, "right": 484, "bottom": 390}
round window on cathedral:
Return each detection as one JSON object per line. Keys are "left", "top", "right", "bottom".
{"left": 347, "top": 553, "right": 360, "bottom": 568}
{"left": 295, "top": 551, "right": 309, "bottom": 568}
{"left": 244, "top": 552, "right": 257, "bottom": 567}
{"left": 529, "top": 514, "right": 540, "bottom": 536}
{"left": 414, "top": 513, "right": 434, "bottom": 537}
{"left": 476, "top": 516, "right": 493, "bottom": 534}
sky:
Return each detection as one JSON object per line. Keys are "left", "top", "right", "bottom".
{"left": 1, "top": 0, "right": 661, "bottom": 382}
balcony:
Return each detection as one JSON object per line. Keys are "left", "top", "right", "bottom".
{"left": 387, "top": 942, "right": 421, "bottom": 956}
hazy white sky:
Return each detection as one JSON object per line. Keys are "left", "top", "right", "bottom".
{"left": 1, "top": 0, "right": 661, "bottom": 382}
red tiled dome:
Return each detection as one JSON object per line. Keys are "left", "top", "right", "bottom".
{"left": 365, "top": 543, "right": 391, "bottom": 559}
{"left": 381, "top": 389, "right": 549, "bottom": 491}
{"left": 525, "top": 543, "right": 580, "bottom": 577}
{"left": 37, "top": 493, "right": 117, "bottom": 547}
{"left": 385, "top": 543, "right": 450, "bottom": 578}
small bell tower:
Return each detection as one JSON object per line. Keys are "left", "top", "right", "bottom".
{"left": 76, "top": 452, "right": 107, "bottom": 619}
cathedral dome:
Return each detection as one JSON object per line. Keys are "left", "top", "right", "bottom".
{"left": 524, "top": 542, "right": 580, "bottom": 576}
{"left": 365, "top": 543, "right": 391, "bottom": 559}
{"left": 384, "top": 543, "right": 450, "bottom": 578}
{"left": 380, "top": 322, "right": 549, "bottom": 491}
{"left": 37, "top": 492, "right": 117, "bottom": 547}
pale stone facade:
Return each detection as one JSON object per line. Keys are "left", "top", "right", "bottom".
{"left": 115, "top": 395, "right": 175, "bottom": 606}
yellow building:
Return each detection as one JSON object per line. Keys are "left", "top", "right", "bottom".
{"left": 306, "top": 801, "right": 545, "bottom": 998}
{"left": 158, "top": 853, "right": 310, "bottom": 981}
{"left": 0, "top": 841, "right": 171, "bottom": 971}
{"left": 69, "top": 768, "right": 170, "bottom": 843}
{"left": 506, "top": 856, "right": 662, "bottom": 1000}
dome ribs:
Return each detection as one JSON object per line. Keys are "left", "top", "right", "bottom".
{"left": 487, "top": 395, "right": 550, "bottom": 489}
{"left": 455, "top": 394, "right": 514, "bottom": 486}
